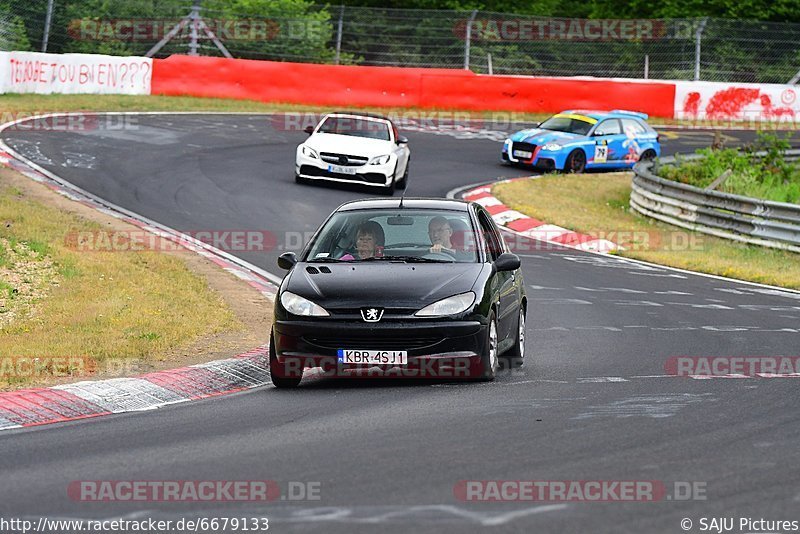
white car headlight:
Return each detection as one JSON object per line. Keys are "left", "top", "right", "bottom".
{"left": 301, "top": 145, "right": 319, "bottom": 159}
{"left": 369, "top": 154, "right": 391, "bottom": 165}
{"left": 415, "top": 292, "right": 476, "bottom": 317}
{"left": 543, "top": 143, "right": 562, "bottom": 151}
{"left": 281, "top": 291, "right": 329, "bottom": 317}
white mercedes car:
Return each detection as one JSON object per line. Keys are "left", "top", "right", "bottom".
{"left": 295, "top": 112, "right": 411, "bottom": 194}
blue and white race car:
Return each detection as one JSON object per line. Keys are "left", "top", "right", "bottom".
{"left": 501, "top": 110, "right": 661, "bottom": 173}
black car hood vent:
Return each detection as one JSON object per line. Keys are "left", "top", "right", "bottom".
{"left": 289, "top": 262, "right": 485, "bottom": 308}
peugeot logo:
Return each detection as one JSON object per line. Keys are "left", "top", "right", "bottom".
{"left": 338, "top": 155, "right": 349, "bottom": 165}
{"left": 361, "top": 307, "right": 384, "bottom": 322}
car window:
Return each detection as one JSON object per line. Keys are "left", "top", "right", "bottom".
{"left": 594, "top": 119, "right": 622, "bottom": 136}
{"left": 304, "top": 209, "right": 479, "bottom": 263}
{"left": 621, "top": 118, "right": 647, "bottom": 136}
{"left": 317, "top": 116, "right": 391, "bottom": 141}
{"left": 477, "top": 211, "right": 502, "bottom": 261}
{"left": 538, "top": 116, "right": 594, "bottom": 136}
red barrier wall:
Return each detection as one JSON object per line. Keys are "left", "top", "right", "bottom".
{"left": 152, "top": 55, "right": 676, "bottom": 117}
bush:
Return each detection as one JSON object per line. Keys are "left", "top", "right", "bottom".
{"left": 661, "top": 132, "right": 800, "bottom": 204}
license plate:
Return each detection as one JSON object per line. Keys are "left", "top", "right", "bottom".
{"left": 337, "top": 349, "right": 408, "bottom": 365}
{"left": 512, "top": 150, "right": 532, "bottom": 159}
{"left": 327, "top": 164, "right": 357, "bottom": 175}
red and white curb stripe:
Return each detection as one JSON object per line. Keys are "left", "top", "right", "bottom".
{"left": 0, "top": 115, "right": 282, "bottom": 431}
{"left": 462, "top": 179, "right": 621, "bottom": 254}
{"left": 0, "top": 347, "right": 270, "bottom": 430}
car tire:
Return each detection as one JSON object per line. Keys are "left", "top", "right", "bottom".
{"left": 396, "top": 159, "right": 409, "bottom": 190}
{"left": 269, "top": 333, "right": 302, "bottom": 389}
{"left": 503, "top": 306, "right": 526, "bottom": 368}
{"left": 477, "top": 311, "right": 499, "bottom": 381}
{"left": 640, "top": 149, "right": 657, "bottom": 161}
{"left": 565, "top": 149, "right": 586, "bottom": 173}
{"left": 295, "top": 174, "right": 308, "bottom": 185}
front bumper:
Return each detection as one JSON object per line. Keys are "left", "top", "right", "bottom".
{"left": 273, "top": 319, "right": 488, "bottom": 379}
{"left": 295, "top": 152, "right": 394, "bottom": 187}
{"left": 501, "top": 141, "right": 561, "bottom": 170}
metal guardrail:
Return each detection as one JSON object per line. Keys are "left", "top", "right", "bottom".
{"left": 631, "top": 150, "right": 800, "bottom": 253}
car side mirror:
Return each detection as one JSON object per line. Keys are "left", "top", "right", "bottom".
{"left": 304, "top": 126, "right": 314, "bottom": 135}
{"left": 277, "top": 252, "right": 297, "bottom": 270}
{"left": 493, "top": 252, "right": 521, "bottom": 272}
{"left": 397, "top": 135, "right": 409, "bottom": 144}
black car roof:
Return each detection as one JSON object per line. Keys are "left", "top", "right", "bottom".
{"left": 336, "top": 197, "right": 471, "bottom": 212}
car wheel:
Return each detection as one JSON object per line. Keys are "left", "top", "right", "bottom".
{"left": 396, "top": 159, "right": 409, "bottom": 190}
{"left": 295, "top": 174, "right": 308, "bottom": 185}
{"left": 477, "top": 311, "right": 499, "bottom": 381}
{"left": 565, "top": 149, "right": 586, "bottom": 173}
{"left": 503, "top": 306, "right": 526, "bottom": 368}
{"left": 269, "top": 333, "right": 302, "bottom": 389}
{"left": 640, "top": 149, "right": 657, "bottom": 161}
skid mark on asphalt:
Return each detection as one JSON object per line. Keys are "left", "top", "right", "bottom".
{"left": 573, "top": 393, "right": 716, "bottom": 419}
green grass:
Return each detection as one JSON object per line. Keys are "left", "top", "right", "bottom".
{"left": 494, "top": 173, "right": 800, "bottom": 289}
{"left": 0, "top": 180, "right": 240, "bottom": 388}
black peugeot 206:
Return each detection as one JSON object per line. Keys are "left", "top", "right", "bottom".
{"left": 270, "top": 198, "right": 526, "bottom": 387}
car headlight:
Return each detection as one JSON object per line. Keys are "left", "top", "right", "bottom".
{"left": 415, "top": 292, "right": 476, "bottom": 317}
{"left": 280, "top": 291, "right": 329, "bottom": 317}
{"left": 369, "top": 154, "right": 391, "bottom": 165}
{"left": 543, "top": 143, "right": 561, "bottom": 151}
{"left": 301, "top": 145, "right": 319, "bottom": 159}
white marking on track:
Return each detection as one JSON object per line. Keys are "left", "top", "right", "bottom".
{"left": 574, "top": 393, "right": 715, "bottom": 419}
{"left": 576, "top": 377, "right": 629, "bottom": 383}
{"left": 612, "top": 300, "right": 663, "bottom": 307}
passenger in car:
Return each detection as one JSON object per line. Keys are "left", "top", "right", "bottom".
{"left": 340, "top": 221, "right": 385, "bottom": 260}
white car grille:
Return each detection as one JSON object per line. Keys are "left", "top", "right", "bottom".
{"left": 320, "top": 152, "right": 369, "bottom": 167}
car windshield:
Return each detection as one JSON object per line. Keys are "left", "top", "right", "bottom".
{"left": 538, "top": 115, "right": 594, "bottom": 135}
{"left": 304, "top": 209, "right": 480, "bottom": 263}
{"left": 317, "top": 116, "right": 391, "bottom": 141}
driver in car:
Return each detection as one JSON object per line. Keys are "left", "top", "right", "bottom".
{"left": 428, "top": 216, "right": 456, "bottom": 254}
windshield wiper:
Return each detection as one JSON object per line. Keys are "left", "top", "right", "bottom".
{"left": 360, "top": 255, "right": 454, "bottom": 263}
{"left": 308, "top": 257, "right": 346, "bottom": 263}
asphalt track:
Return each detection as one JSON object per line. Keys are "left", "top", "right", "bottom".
{"left": 1, "top": 115, "right": 800, "bottom": 533}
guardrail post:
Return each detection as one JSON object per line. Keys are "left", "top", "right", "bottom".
{"left": 694, "top": 18, "right": 708, "bottom": 81}
{"left": 464, "top": 10, "right": 478, "bottom": 71}
{"left": 41, "top": 0, "right": 55, "bottom": 52}
{"left": 334, "top": 5, "right": 344, "bottom": 65}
